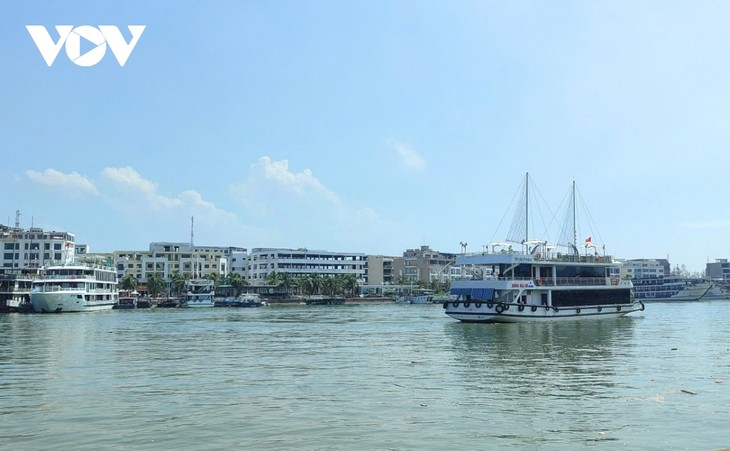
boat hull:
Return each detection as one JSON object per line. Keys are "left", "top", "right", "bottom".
{"left": 179, "top": 299, "right": 215, "bottom": 308}
{"left": 443, "top": 300, "right": 644, "bottom": 323}
{"left": 31, "top": 292, "right": 115, "bottom": 313}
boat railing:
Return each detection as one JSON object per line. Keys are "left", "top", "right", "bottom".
{"left": 41, "top": 275, "right": 96, "bottom": 281}
{"left": 538, "top": 277, "right": 611, "bottom": 286}
{"left": 470, "top": 251, "right": 615, "bottom": 264}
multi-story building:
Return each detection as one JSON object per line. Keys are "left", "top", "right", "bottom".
{"left": 397, "top": 245, "right": 457, "bottom": 284}
{"left": 364, "top": 255, "right": 395, "bottom": 286}
{"left": 0, "top": 224, "right": 75, "bottom": 269}
{"left": 620, "top": 259, "right": 670, "bottom": 279}
{"left": 706, "top": 259, "right": 730, "bottom": 282}
{"left": 114, "top": 242, "right": 231, "bottom": 283}
{"left": 241, "top": 248, "right": 365, "bottom": 282}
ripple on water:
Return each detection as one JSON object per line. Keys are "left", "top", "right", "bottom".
{"left": 1, "top": 302, "right": 730, "bottom": 449}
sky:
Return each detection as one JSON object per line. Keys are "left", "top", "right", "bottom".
{"left": 2, "top": 1, "right": 730, "bottom": 273}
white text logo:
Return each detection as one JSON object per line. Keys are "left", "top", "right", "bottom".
{"left": 26, "top": 25, "right": 146, "bottom": 67}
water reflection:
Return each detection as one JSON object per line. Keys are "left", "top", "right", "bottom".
{"left": 444, "top": 317, "right": 639, "bottom": 399}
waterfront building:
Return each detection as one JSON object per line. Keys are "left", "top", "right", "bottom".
{"left": 364, "top": 255, "right": 395, "bottom": 285}
{"left": 0, "top": 223, "right": 75, "bottom": 269}
{"left": 240, "top": 248, "right": 365, "bottom": 282}
{"left": 620, "top": 259, "right": 670, "bottom": 279}
{"left": 396, "top": 245, "right": 457, "bottom": 285}
{"left": 113, "top": 242, "right": 231, "bottom": 283}
{"left": 706, "top": 259, "right": 730, "bottom": 283}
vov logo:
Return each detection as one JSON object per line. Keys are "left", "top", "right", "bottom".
{"left": 26, "top": 25, "right": 146, "bottom": 67}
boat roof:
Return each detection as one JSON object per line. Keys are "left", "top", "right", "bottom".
{"left": 456, "top": 252, "right": 620, "bottom": 266}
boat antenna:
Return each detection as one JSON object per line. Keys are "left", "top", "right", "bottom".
{"left": 190, "top": 216, "right": 194, "bottom": 248}
{"left": 572, "top": 179, "right": 577, "bottom": 250}
{"left": 525, "top": 172, "right": 529, "bottom": 251}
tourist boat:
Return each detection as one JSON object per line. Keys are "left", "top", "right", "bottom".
{"left": 443, "top": 174, "right": 644, "bottom": 323}
{"left": 30, "top": 258, "right": 118, "bottom": 313}
{"left": 113, "top": 291, "right": 138, "bottom": 309}
{"left": 632, "top": 276, "right": 711, "bottom": 302}
{"left": 701, "top": 282, "right": 730, "bottom": 300}
{"left": 214, "top": 293, "right": 267, "bottom": 308}
{"left": 396, "top": 290, "right": 435, "bottom": 304}
{"left": 179, "top": 279, "right": 215, "bottom": 308}
{"left": 0, "top": 268, "right": 37, "bottom": 312}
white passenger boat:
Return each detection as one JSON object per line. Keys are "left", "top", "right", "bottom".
{"left": 443, "top": 174, "right": 644, "bottom": 323}
{"left": 30, "top": 259, "right": 118, "bottom": 313}
{"left": 395, "top": 290, "right": 435, "bottom": 304}
{"left": 632, "top": 276, "right": 711, "bottom": 302}
{"left": 179, "top": 279, "right": 215, "bottom": 308}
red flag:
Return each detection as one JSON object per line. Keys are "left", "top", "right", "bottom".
{"left": 585, "top": 237, "right": 592, "bottom": 243}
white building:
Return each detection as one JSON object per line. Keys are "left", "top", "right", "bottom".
{"left": 0, "top": 224, "right": 75, "bottom": 269}
{"left": 114, "top": 242, "right": 232, "bottom": 283}
{"left": 620, "top": 259, "right": 668, "bottom": 279}
{"left": 241, "top": 248, "right": 366, "bottom": 282}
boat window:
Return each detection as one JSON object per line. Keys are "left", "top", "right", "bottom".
{"left": 513, "top": 264, "right": 531, "bottom": 278}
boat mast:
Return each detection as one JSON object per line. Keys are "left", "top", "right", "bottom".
{"left": 572, "top": 180, "right": 577, "bottom": 250}
{"left": 525, "top": 172, "right": 529, "bottom": 251}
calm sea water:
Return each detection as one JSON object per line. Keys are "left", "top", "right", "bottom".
{"left": 1, "top": 302, "right": 729, "bottom": 450}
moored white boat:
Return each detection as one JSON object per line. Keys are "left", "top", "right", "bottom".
{"left": 179, "top": 279, "right": 215, "bottom": 308}
{"left": 443, "top": 174, "right": 644, "bottom": 323}
{"left": 632, "top": 276, "right": 711, "bottom": 302}
{"left": 31, "top": 259, "right": 118, "bottom": 313}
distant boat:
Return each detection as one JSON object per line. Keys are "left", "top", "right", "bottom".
{"left": 179, "top": 279, "right": 215, "bottom": 308}
{"left": 702, "top": 282, "right": 730, "bottom": 300}
{"left": 0, "top": 268, "right": 36, "bottom": 312}
{"left": 31, "top": 258, "right": 118, "bottom": 313}
{"left": 632, "top": 276, "right": 711, "bottom": 302}
{"left": 113, "top": 290, "right": 139, "bottom": 310}
{"left": 396, "top": 290, "right": 435, "bottom": 304}
{"left": 215, "top": 293, "right": 266, "bottom": 308}
{"left": 304, "top": 295, "right": 345, "bottom": 305}
{"left": 443, "top": 173, "right": 644, "bottom": 322}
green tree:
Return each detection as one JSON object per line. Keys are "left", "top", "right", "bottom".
{"left": 146, "top": 272, "right": 166, "bottom": 298}
{"left": 265, "top": 270, "right": 281, "bottom": 286}
{"left": 226, "top": 272, "right": 248, "bottom": 296}
{"left": 342, "top": 274, "right": 359, "bottom": 297}
{"left": 119, "top": 273, "right": 138, "bottom": 291}
{"left": 170, "top": 271, "right": 186, "bottom": 296}
{"left": 322, "top": 276, "right": 340, "bottom": 296}
{"left": 279, "top": 272, "right": 295, "bottom": 296}
{"left": 204, "top": 272, "right": 220, "bottom": 287}
{"left": 302, "top": 274, "right": 323, "bottom": 295}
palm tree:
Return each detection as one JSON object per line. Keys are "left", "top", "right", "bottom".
{"left": 265, "top": 270, "right": 281, "bottom": 286}
{"left": 342, "top": 274, "right": 359, "bottom": 297}
{"left": 146, "top": 272, "right": 166, "bottom": 298}
{"left": 226, "top": 272, "right": 248, "bottom": 296}
{"left": 119, "top": 273, "right": 138, "bottom": 292}
{"left": 204, "top": 272, "right": 220, "bottom": 287}
{"left": 300, "top": 274, "right": 323, "bottom": 295}
{"left": 322, "top": 276, "right": 338, "bottom": 296}
{"left": 279, "top": 272, "right": 295, "bottom": 296}
{"left": 170, "top": 271, "right": 186, "bottom": 296}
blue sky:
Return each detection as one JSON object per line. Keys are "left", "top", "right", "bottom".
{"left": 2, "top": 1, "right": 730, "bottom": 273}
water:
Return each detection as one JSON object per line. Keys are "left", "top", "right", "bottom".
{"left": 1, "top": 302, "right": 729, "bottom": 450}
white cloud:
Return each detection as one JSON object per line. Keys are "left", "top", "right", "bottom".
{"left": 101, "top": 166, "right": 180, "bottom": 209}
{"left": 26, "top": 168, "right": 99, "bottom": 195}
{"left": 387, "top": 139, "right": 426, "bottom": 172}
{"left": 231, "top": 156, "right": 340, "bottom": 216}
{"left": 259, "top": 156, "right": 340, "bottom": 203}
